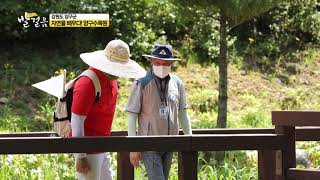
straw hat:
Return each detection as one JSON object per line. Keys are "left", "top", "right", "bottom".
{"left": 80, "top": 39, "right": 146, "bottom": 79}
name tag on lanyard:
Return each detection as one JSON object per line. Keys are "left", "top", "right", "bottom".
{"left": 159, "top": 102, "right": 169, "bottom": 119}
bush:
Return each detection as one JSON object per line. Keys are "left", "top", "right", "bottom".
{"left": 189, "top": 89, "right": 218, "bottom": 113}
{"left": 0, "top": 105, "right": 31, "bottom": 132}
{"left": 241, "top": 108, "right": 270, "bottom": 128}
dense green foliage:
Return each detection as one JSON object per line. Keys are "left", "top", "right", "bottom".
{"left": 233, "top": 0, "right": 320, "bottom": 73}
{"left": 2, "top": 0, "right": 319, "bottom": 66}
{"left": 0, "top": 0, "right": 320, "bottom": 179}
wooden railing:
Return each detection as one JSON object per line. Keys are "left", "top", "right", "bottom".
{"left": 0, "top": 111, "right": 319, "bottom": 180}
{"left": 271, "top": 111, "right": 320, "bottom": 180}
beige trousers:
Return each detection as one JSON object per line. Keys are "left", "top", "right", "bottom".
{"left": 76, "top": 153, "right": 113, "bottom": 180}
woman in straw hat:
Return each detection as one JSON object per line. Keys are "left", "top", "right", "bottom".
{"left": 71, "top": 39, "right": 145, "bottom": 180}
{"left": 126, "top": 44, "right": 192, "bottom": 180}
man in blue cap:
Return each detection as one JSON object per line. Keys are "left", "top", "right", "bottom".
{"left": 126, "top": 44, "right": 192, "bottom": 180}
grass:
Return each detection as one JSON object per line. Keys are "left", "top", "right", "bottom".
{"left": 0, "top": 154, "right": 76, "bottom": 180}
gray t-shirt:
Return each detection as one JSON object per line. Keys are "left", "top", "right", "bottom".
{"left": 126, "top": 71, "right": 187, "bottom": 136}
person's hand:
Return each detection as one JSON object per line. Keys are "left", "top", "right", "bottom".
{"left": 130, "top": 152, "right": 141, "bottom": 167}
{"left": 76, "top": 157, "right": 90, "bottom": 174}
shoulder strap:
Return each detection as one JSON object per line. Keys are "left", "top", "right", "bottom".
{"left": 80, "top": 70, "right": 101, "bottom": 101}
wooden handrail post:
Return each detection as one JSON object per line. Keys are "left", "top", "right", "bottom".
{"left": 178, "top": 152, "right": 183, "bottom": 180}
{"left": 117, "top": 151, "right": 134, "bottom": 180}
{"left": 258, "top": 150, "right": 276, "bottom": 180}
{"left": 275, "top": 126, "right": 296, "bottom": 180}
{"left": 178, "top": 151, "right": 198, "bottom": 180}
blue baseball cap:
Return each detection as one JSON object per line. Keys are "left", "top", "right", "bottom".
{"left": 143, "top": 44, "right": 181, "bottom": 61}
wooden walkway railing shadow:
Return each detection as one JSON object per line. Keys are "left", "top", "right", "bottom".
{"left": 0, "top": 111, "right": 319, "bottom": 180}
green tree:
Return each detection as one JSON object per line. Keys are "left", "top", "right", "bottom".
{"left": 176, "top": 0, "right": 284, "bottom": 163}
{"left": 176, "top": 0, "right": 283, "bottom": 129}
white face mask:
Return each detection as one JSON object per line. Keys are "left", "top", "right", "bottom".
{"left": 153, "top": 65, "right": 171, "bottom": 78}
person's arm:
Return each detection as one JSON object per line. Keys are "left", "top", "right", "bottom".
{"left": 177, "top": 79, "right": 192, "bottom": 135}
{"left": 70, "top": 76, "right": 95, "bottom": 174}
{"left": 127, "top": 112, "right": 138, "bottom": 136}
{"left": 71, "top": 113, "right": 87, "bottom": 159}
{"left": 178, "top": 109, "right": 192, "bottom": 135}
{"left": 71, "top": 113, "right": 90, "bottom": 174}
{"left": 126, "top": 80, "right": 143, "bottom": 167}
{"left": 127, "top": 111, "right": 141, "bottom": 167}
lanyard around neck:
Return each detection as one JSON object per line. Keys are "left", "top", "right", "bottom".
{"left": 153, "top": 74, "right": 169, "bottom": 105}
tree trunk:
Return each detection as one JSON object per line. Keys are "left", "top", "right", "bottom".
{"left": 217, "top": 10, "right": 228, "bottom": 129}
{"left": 215, "top": 9, "right": 228, "bottom": 164}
